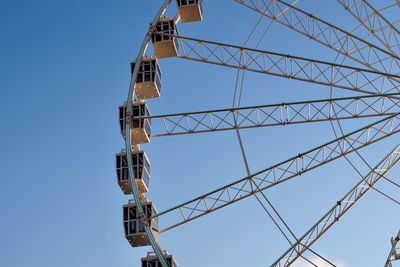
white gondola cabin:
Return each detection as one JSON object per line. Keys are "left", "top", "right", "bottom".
{"left": 119, "top": 101, "right": 152, "bottom": 144}
{"left": 116, "top": 150, "right": 150, "bottom": 195}
{"left": 152, "top": 17, "right": 179, "bottom": 59}
{"left": 141, "top": 251, "right": 179, "bottom": 267}
{"left": 132, "top": 58, "right": 162, "bottom": 99}
{"left": 123, "top": 200, "right": 159, "bottom": 247}
{"left": 177, "top": 0, "right": 203, "bottom": 23}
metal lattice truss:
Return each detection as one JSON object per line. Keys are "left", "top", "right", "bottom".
{"left": 233, "top": 0, "right": 400, "bottom": 76}
{"left": 385, "top": 230, "right": 400, "bottom": 267}
{"left": 337, "top": 0, "right": 400, "bottom": 56}
{"left": 152, "top": 113, "right": 400, "bottom": 233}
{"left": 140, "top": 94, "right": 400, "bottom": 137}
{"left": 129, "top": 1, "right": 400, "bottom": 266}
{"left": 155, "top": 32, "right": 400, "bottom": 95}
{"left": 272, "top": 143, "right": 400, "bottom": 267}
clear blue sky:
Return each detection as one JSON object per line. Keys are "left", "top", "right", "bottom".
{"left": 0, "top": 1, "right": 399, "bottom": 267}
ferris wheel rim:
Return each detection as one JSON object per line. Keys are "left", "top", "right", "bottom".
{"left": 125, "top": 0, "right": 173, "bottom": 266}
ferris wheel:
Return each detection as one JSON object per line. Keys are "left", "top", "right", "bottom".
{"left": 116, "top": 0, "right": 400, "bottom": 266}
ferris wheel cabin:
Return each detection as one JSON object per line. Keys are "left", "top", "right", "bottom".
{"left": 392, "top": 235, "right": 400, "bottom": 260}
{"left": 141, "top": 251, "right": 178, "bottom": 267}
{"left": 152, "top": 17, "right": 179, "bottom": 59}
{"left": 177, "top": 0, "right": 203, "bottom": 23}
{"left": 123, "top": 200, "right": 159, "bottom": 247}
{"left": 116, "top": 150, "right": 150, "bottom": 195}
{"left": 119, "top": 101, "right": 152, "bottom": 144}
{"left": 132, "top": 58, "right": 162, "bottom": 99}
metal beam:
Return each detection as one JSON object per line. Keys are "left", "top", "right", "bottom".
{"left": 272, "top": 144, "right": 400, "bottom": 266}
{"left": 137, "top": 94, "right": 400, "bottom": 137}
{"left": 337, "top": 0, "right": 400, "bottom": 57}
{"left": 155, "top": 32, "right": 400, "bottom": 95}
{"left": 234, "top": 0, "right": 400, "bottom": 76}
{"left": 151, "top": 113, "right": 400, "bottom": 233}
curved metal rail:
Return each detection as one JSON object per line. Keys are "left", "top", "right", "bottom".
{"left": 125, "top": 1, "right": 172, "bottom": 266}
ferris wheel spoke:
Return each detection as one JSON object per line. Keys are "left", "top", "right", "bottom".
{"left": 234, "top": 0, "right": 400, "bottom": 77}
{"left": 150, "top": 113, "right": 400, "bottom": 233}
{"left": 153, "top": 32, "right": 400, "bottom": 94}
{"left": 272, "top": 143, "right": 400, "bottom": 267}
{"left": 337, "top": 0, "right": 400, "bottom": 57}
{"left": 136, "top": 94, "right": 400, "bottom": 137}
